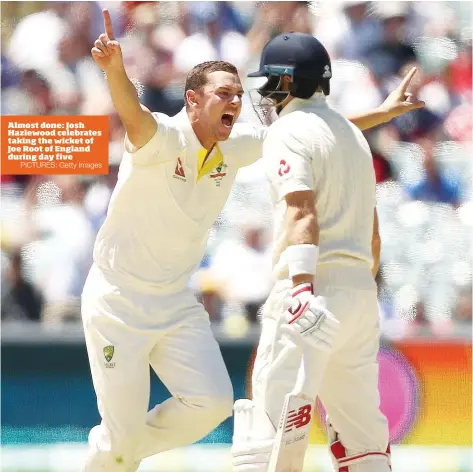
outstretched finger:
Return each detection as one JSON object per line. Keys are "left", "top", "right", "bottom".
{"left": 103, "top": 8, "right": 115, "bottom": 40}
{"left": 398, "top": 67, "right": 417, "bottom": 93}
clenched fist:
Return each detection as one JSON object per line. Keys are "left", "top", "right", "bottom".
{"left": 91, "top": 9, "right": 123, "bottom": 73}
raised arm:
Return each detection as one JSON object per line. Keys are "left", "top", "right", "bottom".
{"left": 348, "top": 67, "right": 425, "bottom": 131}
{"left": 91, "top": 9, "right": 156, "bottom": 149}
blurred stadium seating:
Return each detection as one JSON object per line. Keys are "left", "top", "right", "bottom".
{"left": 1, "top": 1, "right": 471, "bottom": 471}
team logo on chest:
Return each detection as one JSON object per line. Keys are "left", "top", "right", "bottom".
{"left": 103, "top": 345, "right": 115, "bottom": 368}
{"left": 209, "top": 161, "right": 228, "bottom": 186}
{"left": 173, "top": 157, "right": 187, "bottom": 182}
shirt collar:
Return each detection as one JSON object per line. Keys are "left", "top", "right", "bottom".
{"left": 278, "top": 92, "right": 327, "bottom": 118}
{"left": 174, "top": 107, "right": 202, "bottom": 148}
{"left": 174, "top": 107, "right": 225, "bottom": 181}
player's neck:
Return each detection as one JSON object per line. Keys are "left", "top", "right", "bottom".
{"left": 187, "top": 109, "right": 216, "bottom": 151}
{"left": 194, "top": 125, "right": 216, "bottom": 151}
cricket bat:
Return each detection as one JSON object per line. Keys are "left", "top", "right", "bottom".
{"left": 267, "top": 392, "right": 315, "bottom": 472}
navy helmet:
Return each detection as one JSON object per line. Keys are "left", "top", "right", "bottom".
{"left": 248, "top": 32, "right": 332, "bottom": 98}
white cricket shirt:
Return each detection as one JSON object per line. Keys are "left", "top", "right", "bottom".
{"left": 93, "top": 108, "right": 266, "bottom": 293}
{"left": 262, "top": 93, "right": 376, "bottom": 280}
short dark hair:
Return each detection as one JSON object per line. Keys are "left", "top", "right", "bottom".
{"left": 184, "top": 61, "right": 238, "bottom": 97}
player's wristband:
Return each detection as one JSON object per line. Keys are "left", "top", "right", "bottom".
{"left": 284, "top": 244, "right": 319, "bottom": 279}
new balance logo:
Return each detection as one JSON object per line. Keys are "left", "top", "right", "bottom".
{"left": 284, "top": 404, "right": 312, "bottom": 432}
{"left": 173, "top": 158, "right": 186, "bottom": 181}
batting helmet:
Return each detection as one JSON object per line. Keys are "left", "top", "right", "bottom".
{"left": 248, "top": 32, "right": 332, "bottom": 98}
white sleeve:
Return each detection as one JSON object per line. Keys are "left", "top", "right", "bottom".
{"left": 230, "top": 124, "right": 268, "bottom": 168}
{"left": 124, "top": 112, "right": 177, "bottom": 166}
{"left": 262, "top": 124, "right": 314, "bottom": 201}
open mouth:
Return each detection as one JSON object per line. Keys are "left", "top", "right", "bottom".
{"left": 221, "top": 113, "right": 234, "bottom": 128}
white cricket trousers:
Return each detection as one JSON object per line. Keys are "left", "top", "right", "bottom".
{"left": 252, "top": 265, "right": 391, "bottom": 472}
{"left": 81, "top": 265, "right": 233, "bottom": 471}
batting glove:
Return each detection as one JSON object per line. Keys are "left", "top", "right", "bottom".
{"left": 280, "top": 283, "right": 340, "bottom": 352}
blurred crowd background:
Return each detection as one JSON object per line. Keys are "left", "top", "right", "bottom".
{"left": 1, "top": 0, "right": 472, "bottom": 338}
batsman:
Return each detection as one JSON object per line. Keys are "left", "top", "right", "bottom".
{"left": 232, "top": 32, "right": 423, "bottom": 472}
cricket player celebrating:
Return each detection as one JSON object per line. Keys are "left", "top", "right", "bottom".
{"left": 232, "top": 33, "right": 423, "bottom": 472}
{"left": 84, "top": 10, "right": 423, "bottom": 472}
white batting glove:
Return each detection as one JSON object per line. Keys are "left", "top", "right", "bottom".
{"left": 280, "top": 283, "right": 340, "bottom": 352}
